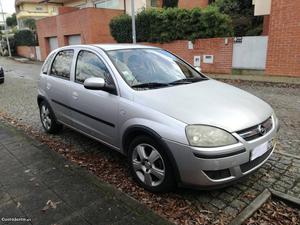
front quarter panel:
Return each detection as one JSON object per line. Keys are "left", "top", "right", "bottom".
{"left": 119, "top": 97, "right": 188, "bottom": 152}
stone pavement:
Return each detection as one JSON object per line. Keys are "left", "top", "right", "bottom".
{"left": 0, "top": 122, "right": 172, "bottom": 225}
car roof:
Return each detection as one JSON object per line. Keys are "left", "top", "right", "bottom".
{"left": 58, "top": 44, "right": 159, "bottom": 52}
{"left": 93, "top": 44, "right": 159, "bottom": 51}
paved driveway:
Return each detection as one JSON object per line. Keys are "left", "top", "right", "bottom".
{"left": 1, "top": 57, "right": 300, "bottom": 224}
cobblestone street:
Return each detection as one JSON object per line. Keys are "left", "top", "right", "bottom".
{"left": 0, "top": 57, "right": 300, "bottom": 224}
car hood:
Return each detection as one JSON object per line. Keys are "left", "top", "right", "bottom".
{"left": 133, "top": 80, "right": 273, "bottom": 132}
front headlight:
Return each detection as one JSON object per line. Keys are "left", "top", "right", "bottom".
{"left": 186, "top": 125, "right": 238, "bottom": 147}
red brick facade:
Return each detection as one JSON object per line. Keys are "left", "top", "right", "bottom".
{"left": 265, "top": 0, "right": 300, "bottom": 76}
{"left": 36, "top": 7, "right": 123, "bottom": 60}
{"left": 178, "top": 0, "right": 209, "bottom": 9}
{"left": 144, "top": 38, "right": 233, "bottom": 74}
{"left": 16, "top": 46, "right": 37, "bottom": 60}
{"left": 262, "top": 15, "right": 269, "bottom": 36}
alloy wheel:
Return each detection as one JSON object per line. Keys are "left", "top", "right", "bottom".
{"left": 41, "top": 105, "right": 52, "bottom": 130}
{"left": 132, "top": 143, "right": 165, "bottom": 187}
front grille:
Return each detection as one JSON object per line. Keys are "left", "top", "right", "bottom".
{"left": 237, "top": 117, "right": 273, "bottom": 141}
{"left": 240, "top": 148, "right": 272, "bottom": 173}
{"left": 203, "top": 169, "right": 231, "bottom": 180}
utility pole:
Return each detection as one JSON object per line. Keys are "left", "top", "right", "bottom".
{"left": 131, "top": 0, "right": 136, "bottom": 44}
{"left": 0, "top": 0, "right": 11, "bottom": 57}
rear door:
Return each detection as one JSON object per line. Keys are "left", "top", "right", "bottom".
{"left": 70, "top": 50, "right": 119, "bottom": 146}
{"left": 46, "top": 49, "right": 74, "bottom": 125}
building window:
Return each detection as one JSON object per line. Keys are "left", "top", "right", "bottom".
{"left": 95, "top": 0, "right": 124, "bottom": 10}
{"left": 151, "top": 0, "right": 157, "bottom": 7}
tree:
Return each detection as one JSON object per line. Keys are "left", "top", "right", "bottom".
{"left": 23, "top": 18, "right": 36, "bottom": 30}
{"left": 6, "top": 13, "right": 17, "bottom": 27}
{"left": 14, "top": 29, "right": 37, "bottom": 46}
{"left": 213, "top": 0, "right": 263, "bottom": 36}
{"left": 163, "top": 0, "right": 178, "bottom": 8}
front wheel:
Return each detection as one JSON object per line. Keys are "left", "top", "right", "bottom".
{"left": 39, "top": 101, "right": 62, "bottom": 134}
{"left": 128, "top": 136, "right": 175, "bottom": 193}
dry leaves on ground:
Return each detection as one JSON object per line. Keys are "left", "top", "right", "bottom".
{"left": 244, "top": 198, "right": 300, "bottom": 225}
{"left": 42, "top": 200, "right": 61, "bottom": 212}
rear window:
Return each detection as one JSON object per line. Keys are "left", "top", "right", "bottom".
{"left": 50, "top": 50, "right": 74, "bottom": 79}
{"left": 41, "top": 53, "right": 55, "bottom": 74}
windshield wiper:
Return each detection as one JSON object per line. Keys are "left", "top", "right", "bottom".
{"left": 169, "top": 77, "right": 207, "bottom": 85}
{"left": 131, "top": 82, "right": 170, "bottom": 89}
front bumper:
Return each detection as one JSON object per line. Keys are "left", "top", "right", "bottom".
{"left": 164, "top": 116, "right": 279, "bottom": 188}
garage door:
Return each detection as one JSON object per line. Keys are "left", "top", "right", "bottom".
{"left": 49, "top": 37, "right": 58, "bottom": 52}
{"left": 68, "top": 35, "right": 81, "bottom": 45}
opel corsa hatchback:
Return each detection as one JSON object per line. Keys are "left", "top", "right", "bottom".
{"left": 38, "top": 44, "right": 279, "bottom": 192}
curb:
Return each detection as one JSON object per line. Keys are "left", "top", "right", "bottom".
{"left": 276, "top": 151, "right": 300, "bottom": 160}
{"left": 270, "top": 189, "right": 300, "bottom": 208}
{"left": 229, "top": 189, "right": 271, "bottom": 225}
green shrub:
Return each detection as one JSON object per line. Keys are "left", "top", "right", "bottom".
{"left": 109, "top": 14, "right": 132, "bottom": 43}
{"left": 14, "top": 29, "right": 37, "bottom": 46}
{"left": 110, "top": 6, "right": 233, "bottom": 43}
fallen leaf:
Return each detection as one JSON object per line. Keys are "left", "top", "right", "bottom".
{"left": 42, "top": 200, "right": 62, "bottom": 212}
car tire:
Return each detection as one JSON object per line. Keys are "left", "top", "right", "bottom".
{"left": 0, "top": 79, "right": 3, "bottom": 84}
{"left": 39, "top": 100, "right": 62, "bottom": 134}
{"left": 128, "top": 135, "right": 175, "bottom": 193}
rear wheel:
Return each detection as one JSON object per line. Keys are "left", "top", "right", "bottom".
{"left": 128, "top": 135, "right": 175, "bottom": 192}
{"left": 39, "top": 101, "right": 62, "bottom": 134}
{"left": 0, "top": 79, "right": 4, "bottom": 84}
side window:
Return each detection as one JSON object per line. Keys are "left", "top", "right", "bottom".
{"left": 42, "top": 53, "right": 54, "bottom": 74}
{"left": 75, "top": 51, "right": 112, "bottom": 84}
{"left": 51, "top": 50, "right": 74, "bottom": 79}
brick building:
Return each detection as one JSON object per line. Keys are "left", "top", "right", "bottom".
{"left": 178, "top": 0, "right": 208, "bottom": 9}
{"left": 36, "top": 7, "right": 123, "bottom": 60}
{"left": 253, "top": 0, "right": 300, "bottom": 76}
{"left": 36, "top": 0, "right": 209, "bottom": 60}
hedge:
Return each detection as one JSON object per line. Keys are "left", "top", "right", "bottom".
{"left": 109, "top": 6, "right": 233, "bottom": 43}
{"left": 14, "top": 29, "right": 37, "bottom": 46}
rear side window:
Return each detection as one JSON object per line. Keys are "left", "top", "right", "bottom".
{"left": 51, "top": 50, "right": 74, "bottom": 79}
{"left": 42, "top": 53, "right": 54, "bottom": 74}
{"left": 75, "top": 51, "right": 111, "bottom": 84}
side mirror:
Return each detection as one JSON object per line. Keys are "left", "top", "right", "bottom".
{"left": 84, "top": 77, "right": 105, "bottom": 90}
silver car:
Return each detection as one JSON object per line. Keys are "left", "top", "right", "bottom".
{"left": 38, "top": 44, "right": 279, "bottom": 192}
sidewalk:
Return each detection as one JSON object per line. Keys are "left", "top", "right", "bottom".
{"left": 0, "top": 121, "right": 172, "bottom": 225}
{"left": 209, "top": 74, "right": 300, "bottom": 85}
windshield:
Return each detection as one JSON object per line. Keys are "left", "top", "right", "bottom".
{"left": 107, "top": 49, "right": 207, "bottom": 89}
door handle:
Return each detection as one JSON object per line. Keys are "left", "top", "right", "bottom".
{"left": 72, "top": 91, "right": 79, "bottom": 100}
{"left": 46, "top": 82, "right": 51, "bottom": 90}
